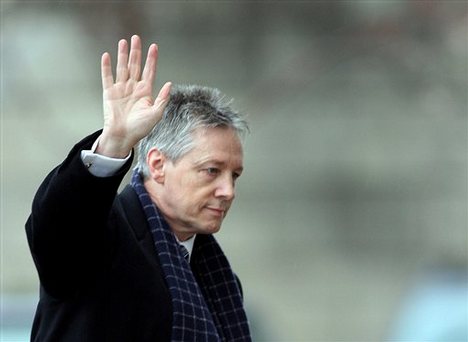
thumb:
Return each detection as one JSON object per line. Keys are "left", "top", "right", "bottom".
{"left": 153, "top": 82, "right": 172, "bottom": 112}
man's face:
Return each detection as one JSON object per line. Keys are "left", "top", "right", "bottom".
{"left": 155, "top": 127, "right": 244, "bottom": 240}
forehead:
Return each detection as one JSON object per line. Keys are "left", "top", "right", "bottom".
{"left": 183, "top": 127, "right": 244, "bottom": 166}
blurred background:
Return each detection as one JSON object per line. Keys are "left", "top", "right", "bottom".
{"left": 1, "top": 1, "right": 467, "bottom": 341}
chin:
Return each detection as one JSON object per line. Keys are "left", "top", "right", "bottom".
{"left": 200, "top": 223, "right": 222, "bottom": 235}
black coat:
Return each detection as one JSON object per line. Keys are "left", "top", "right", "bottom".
{"left": 26, "top": 132, "right": 174, "bottom": 341}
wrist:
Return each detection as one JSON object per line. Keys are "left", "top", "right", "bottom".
{"left": 95, "top": 133, "right": 134, "bottom": 158}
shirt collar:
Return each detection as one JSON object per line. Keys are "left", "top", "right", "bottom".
{"left": 176, "top": 234, "right": 196, "bottom": 261}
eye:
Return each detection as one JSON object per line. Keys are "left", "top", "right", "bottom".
{"left": 205, "top": 167, "right": 220, "bottom": 176}
{"left": 232, "top": 172, "right": 241, "bottom": 181}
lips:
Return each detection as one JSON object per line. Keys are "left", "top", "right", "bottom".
{"left": 205, "top": 206, "right": 226, "bottom": 217}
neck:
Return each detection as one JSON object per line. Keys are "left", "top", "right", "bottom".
{"left": 175, "top": 232, "right": 196, "bottom": 242}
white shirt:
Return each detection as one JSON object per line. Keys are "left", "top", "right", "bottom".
{"left": 80, "top": 137, "right": 131, "bottom": 178}
{"left": 80, "top": 137, "right": 196, "bottom": 260}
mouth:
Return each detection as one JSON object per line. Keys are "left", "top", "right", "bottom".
{"left": 205, "top": 207, "right": 226, "bottom": 217}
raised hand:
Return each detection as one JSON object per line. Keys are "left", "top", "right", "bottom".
{"left": 97, "top": 35, "right": 171, "bottom": 158}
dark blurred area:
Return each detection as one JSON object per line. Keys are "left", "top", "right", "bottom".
{"left": 1, "top": 1, "right": 467, "bottom": 341}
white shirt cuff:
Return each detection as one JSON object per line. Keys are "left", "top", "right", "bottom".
{"left": 80, "top": 136, "right": 132, "bottom": 177}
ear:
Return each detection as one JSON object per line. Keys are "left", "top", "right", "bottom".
{"left": 146, "top": 147, "right": 167, "bottom": 184}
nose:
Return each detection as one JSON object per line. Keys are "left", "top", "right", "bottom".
{"left": 215, "top": 175, "right": 235, "bottom": 201}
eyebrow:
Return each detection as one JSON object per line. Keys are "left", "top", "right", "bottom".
{"left": 193, "top": 159, "right": 244, "bottom": 173}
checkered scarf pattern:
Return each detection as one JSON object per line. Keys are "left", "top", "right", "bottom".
{"left": 131, "top": 171, "right": 251, "bottom": 342}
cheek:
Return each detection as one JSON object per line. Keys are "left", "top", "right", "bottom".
{"left": 171, "top": 183, "right": 205, "bottom": 210}
{"left": 166, "top": 173, "right": 217, "bottom": 210}
{"left": 186, "top": 188, "right": 218, "bottom": 218}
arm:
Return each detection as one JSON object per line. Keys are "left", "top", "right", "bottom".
{"left": 25, "top": 35, "right": 171, "bottom": 297}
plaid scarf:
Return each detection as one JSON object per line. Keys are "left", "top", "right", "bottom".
{"left": 131, "top": 171, "right": 251, "bottom": 342}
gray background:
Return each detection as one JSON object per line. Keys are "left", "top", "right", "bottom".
{"left": 1, "top": 1, "right": 467, "bottom": 341}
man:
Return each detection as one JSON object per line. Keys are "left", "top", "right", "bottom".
{"left": 25, "top": 35, "right": 251, "bottom": 341}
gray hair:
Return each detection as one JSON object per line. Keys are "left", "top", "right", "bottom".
{"left": 136, "top": 84, "right": 249, "bottom": 178}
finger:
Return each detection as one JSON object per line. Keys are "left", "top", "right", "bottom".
{"left": 115, "top": 39, "right": 129, "bottom": 83}
{"left": 101, "top": 52, "right": 114, "bottom": 90}
{"left": 141, "top": 43, "right": 158, "bottom": 84}
{"left": 128, "top": 35, "right": 142, "bottom": 80}
{"left": 153, "top": 81, "right": 172, "bottom": 111}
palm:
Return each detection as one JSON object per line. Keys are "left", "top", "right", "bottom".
{"left": 103, "top": 80, "right": 154, "bottom": 134}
